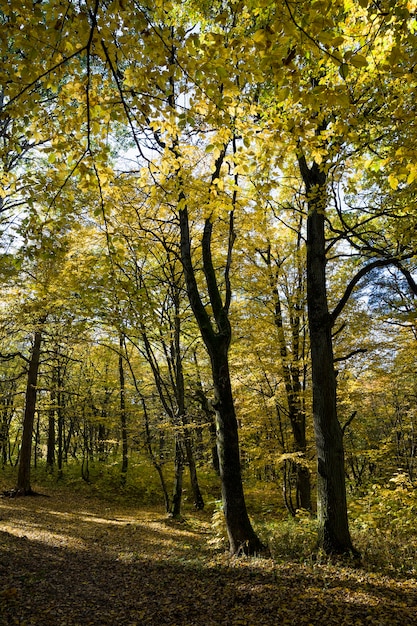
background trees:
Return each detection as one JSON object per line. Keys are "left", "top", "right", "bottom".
{"left": 0, "top": 0, "right": 416, "bottom": 557}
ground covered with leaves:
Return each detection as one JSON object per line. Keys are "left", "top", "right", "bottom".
{"left": 1, "top": 490, "right": 416, "bottom": 626}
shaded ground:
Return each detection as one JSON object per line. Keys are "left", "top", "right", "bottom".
{"left": 0, "top": 491, "right": 416, "bottom": 625}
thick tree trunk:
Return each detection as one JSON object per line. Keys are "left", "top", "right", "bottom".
{"left": 300, "top": 158, "right": 355, "bottom": 554}
{"left": 16, "top": 326, "right": 43, "bottom": 495}
{"left": 179, "top": 205, "right": 264, "bottom": 555}
{"left": 210, "top": 345, "right": 264, "bottom": 554}
{"left": 170, "top": 436, "right": 184, "bottom": 517}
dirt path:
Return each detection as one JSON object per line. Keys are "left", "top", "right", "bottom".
{"left": 1, "top": 491, "right": 416, "bottom": 625}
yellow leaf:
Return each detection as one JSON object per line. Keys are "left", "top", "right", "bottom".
{"left": 350, "top": 54, "right": 368, "bottom": 68}
{"left": 253, "top": 29, "right": 267, "bottom": 44}
{"left": 407, "top": 165, "right": 417, "bottom": 184}
{"left": 388, "top": 174, "right": 399, "bottom": 190}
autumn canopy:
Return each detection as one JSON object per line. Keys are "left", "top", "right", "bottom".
{"left": 0, "top": 0, "right": 416, "bottom": 560}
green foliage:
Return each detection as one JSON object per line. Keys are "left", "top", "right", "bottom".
{"left": 349, "top": 476, "right": 417, "bottom": 576}
{"left": 1, "top": 0, "right": 417, "bottom": 561}
{"left": 208, "top": 499, "right": 228, "bottom": 550}
{"left": 258, "top": 511, "right": 319, "bottom": 563}
{"left": 1, "top": 459, "right": 168, "bottom": 505}
{"left": 207, "top": 476, "right": 417, "bottom": 577}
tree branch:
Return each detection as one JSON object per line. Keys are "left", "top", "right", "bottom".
{"left": 342, "top": 411, "right": 357, "bottom": 435}
{"left": 202, "top": 145, "right": 228, "bottom": 321}
{"left": 179, "top": 203, "right": 215, "bottom": 345}
{"left": 0, "top": 351, "right": 29, "bottom": 364}
{"left": 330, "top": 256, "right": 414, "bottom": 325}
{"left": 334, "top": 348, "right": 367, "bottom": 363}
{"left": 392, "top": 259, "right": 417, "bottom": 297}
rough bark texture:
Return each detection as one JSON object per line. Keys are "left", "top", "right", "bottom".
{"left": 179, "top": 205, "right": 264, "bottom": 555}
{"left": 210, "top": 344, "right": 264, "bottom": 554}
{"left": 16, "top": 327, "right": 43, "bottom": 495}
{"left": 299, "top": 157, "right": 355, "bottom": 554}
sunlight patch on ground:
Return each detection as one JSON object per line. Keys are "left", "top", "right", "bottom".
{"left": 141, "top": 519, "right": 202, "bottom": 540}
{"left": 1, "top": 522, "right": 87, "bottom": 550}
{"left": 339, "top": 591, "right": 379, "bottom": 607}
{"left": 75, "top": 513, "right": 137, "bottom": 526}
{"left": 0, "top": 497, "right": 208, "bottom": 566}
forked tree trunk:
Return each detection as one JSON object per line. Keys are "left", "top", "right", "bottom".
{"left": 179, "top": 204, "right": 264, "bottom": 555}
{"left": 299, "top": 156, "right": 355, "bottom": 554}
{"left": 16, "top": 324, "right": 44, "bottom": 495}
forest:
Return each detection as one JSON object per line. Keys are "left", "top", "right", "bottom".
{"left": 0, "top": 0, "right": 417, "bottom": 623}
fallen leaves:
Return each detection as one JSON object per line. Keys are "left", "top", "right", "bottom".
{"left": 0, "top": 491, "right": 416, "bottom": 625}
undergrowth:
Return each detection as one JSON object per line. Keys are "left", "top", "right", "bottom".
{"left": 2, "top": 461, "right": 417, "bottom": 579}
{"left": 207, "top": 479, "right": 417, "bottom": 579}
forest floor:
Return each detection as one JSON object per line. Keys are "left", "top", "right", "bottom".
{"left": 0, "top": 489, "right": 416, "bottom": 626}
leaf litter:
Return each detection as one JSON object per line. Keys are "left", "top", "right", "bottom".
{"left": 0, "top": 491, "right": 416, "bottom": 625}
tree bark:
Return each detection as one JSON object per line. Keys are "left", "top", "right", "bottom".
{"left": 119, "top": 335, "right": 128, "bottom": 484}
{"left": 142, "top": 396, "right": 170, "bottom": 512}
{"left": 210, "top": 344, "right": 263, "bottom": 554}
{"left": 170, "top": 436, "right": 184, "bottom": 517}
{"left": 16, "top": 324, "right": 44, "bottom": 495}
{"left": 1, "top": 384, "right": 15, "bottom": 468}
{"left": 299, "top": 156, "right": 355, "bottom": 554}
{"left": 46, "top": 385, "right": 56, "bottom": 470}
{"left": 183, "top": 430, "right": 205, "bottom": 510}
{"left": 179, "top": 205, "right": 264, "bottom": 555}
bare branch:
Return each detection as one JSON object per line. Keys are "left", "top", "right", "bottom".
{"left": 334, "top": 348, "right": 367, "bottom": 363}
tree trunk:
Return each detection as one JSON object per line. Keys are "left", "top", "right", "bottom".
{"left": 142, "top": 397, "right": 170, "bottom": 512}
{"left": 210, "top": 345, "right": 264, "bottom": 554}
{"left": 46, "top": 387, "right": 56, "bottom": 470}
{"left": 194, "top": 384, "right": 220, "bottom": 474}
{"left": 119, "top": 336, "right": 128, "bottom": 485}
{"left": 299, "top": 157, "right": 355, "bottom": 554}
{"left": 193, "top": 351, "right": 220, "bottom": 473}
{"left": 16, "top": 325, "right": 44, "bottom": 495}
{"left": 57, "top": 409, "right": 63, "bottom": 477}
{"left": 1, "top": 386, "right": 14, "bottom": 468}
{"left": 268, "top": 253, "right": 312, "bottom": 512}
{"left": 179, "top": 204, "right": 264, "bottom": 555}
{"left": 183, "top": 430, "right": 205, "bottom": 510}
{"left": 34, "top": 411, "right": 40, "bottom": 468}
{"left": 170, "top": 436, "right": 184, "bottom": 517}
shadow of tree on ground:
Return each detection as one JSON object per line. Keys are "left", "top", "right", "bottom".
{"left": 0, "top": 493, "right": 416, "bottom": 625}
